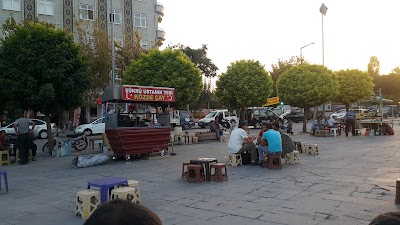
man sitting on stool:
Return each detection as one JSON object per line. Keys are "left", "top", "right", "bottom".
{"left": 227, "top": 121, "right": 258, "bottom": 165}
{"left": 258, "top": 123, "right": 282, "bottom": 166}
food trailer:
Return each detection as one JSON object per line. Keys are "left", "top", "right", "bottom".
{"left": 100, "top": 85, "right": 174, "bottom": 160}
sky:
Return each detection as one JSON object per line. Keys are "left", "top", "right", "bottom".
{"left": 160, "top": 0, "right": 400, "bottom": 77}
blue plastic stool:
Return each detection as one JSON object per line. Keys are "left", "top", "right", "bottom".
{"left": 0, "top": 170, "right": 8, "bottom": 192}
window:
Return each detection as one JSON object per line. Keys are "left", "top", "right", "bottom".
{"left": 38, "top": 0, "right": 54, "bottom": 15}
{"left": 2, "top": 0, "right": 21, "bottom": 11}
{"left": 140, "top": 40, "right": 147, "bottom": 49}
{"left": 134, "top": 13, "right": 146, "bottom": 28}
{"left": 109, "top": 9, "right": 122, "bottom": 24}
{"left": 80, "top": 4, "right": 94, "bottom": 20}
{"left": 138, "top": 0, "right": 146, "bottom": 2}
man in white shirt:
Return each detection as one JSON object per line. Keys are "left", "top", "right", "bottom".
{"left": 227, "top": 121, "right": 258, "bottom": 164}
{"left": 327, "top": 115, "right": 337, "bottom": 128}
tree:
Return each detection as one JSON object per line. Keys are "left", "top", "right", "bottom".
{"left": 178, "top": 44, "right": 219, "bottom": 110}
{"left": 368, "top": 56, "right": 380, "bottom": 78}
{"left": 335, "top": 69, "right": 374, "bottom": 110}
{"left": 269, "top": 56, "right": 302, "bottom": 97}
{"left": 215, "top": 60, "right": 273, "bottom": 119}
{"left": 276, "top": 64, "right": 339, "bottom": 132}
{"left": 374, "top": 69, "right": 400, "bottom": 103}
{"left": 179, "top": 44, "right": 218, "bottom": 78}
{"left": 75, "top": 20, "right": 112, "bottom": 122}
{"left": 0, "top": 20, "right": 90, "bottom": 153}
{"left": 123, "top": 49, "right": 202, "bottom": 109}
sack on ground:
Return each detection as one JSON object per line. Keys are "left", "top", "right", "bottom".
{"left": 72, "top": 154, "right": 110, "bottom": 168}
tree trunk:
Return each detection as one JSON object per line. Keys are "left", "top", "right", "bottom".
{"left": 240, "top": 107, "right": 245, "bottom": 122}
{"left": 303, "top": 108, "right": 310, "bottom": 133}
{"left": 186, "top": 104, "right": 190, "bottom": 112}
{"left": 345, "top": 103, "right": 349, "bottom": 111}
{"left": 45, "top": 116, "right": 54, "bottom": 155}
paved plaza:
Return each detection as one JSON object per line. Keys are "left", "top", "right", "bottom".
{"left": 1, "top": 122, "right": 400, "bottom": 225}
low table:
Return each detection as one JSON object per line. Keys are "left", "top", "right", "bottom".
{"left": 190, "top": 158, "right": 217, "bottom": 182}
{"left": 87, "top": 177, "right": 128, "bottom": 203}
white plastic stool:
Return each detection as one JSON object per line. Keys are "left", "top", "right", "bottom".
{"left": 75, "top": 190, "right": 100, "bottom": 219}
{"left": 285, "top": 150, "right": 300, "bottom": 164}
{"left": 228, "top": 153, "right": 242, "bottom": 167}
{"left": 301, "top": 142, "right": 307, "bottom": 154}
{"left": 220, "top": 135, "right": 227, "bottom": 143}
{"left": 127, "top": 180, "right": 141, "bottom": 203}
{"left": 0, "top": 150, "right": 10, "bottom": 166}
{"left": 308, "top": 144, "right": 319, "bottom": 155}
{"left": 111, "top": 187, "right": 137, "bottom": 203}
{"left": 330, "top": 128, "right": 338, "bottom": 137}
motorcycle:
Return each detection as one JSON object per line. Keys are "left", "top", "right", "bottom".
{"left": 42, "top": 128, "right": 88, "bottom": 154}
{"left": 219, "top": 119, "right": 234, "bottom": 132}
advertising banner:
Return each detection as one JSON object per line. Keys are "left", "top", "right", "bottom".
{"left": 264, "top": 97, "right": 280, "bottom": 106}
{"left": 122, "top": 85, "right": 175, "bottom": 102}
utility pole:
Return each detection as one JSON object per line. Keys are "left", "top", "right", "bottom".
{"left": 379, "top": 88, "right": 383, "bottom": 121}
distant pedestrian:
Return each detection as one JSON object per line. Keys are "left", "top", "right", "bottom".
{"left": 14, "top": 112, "right": 35, "bottom": 165}
{"left": 344, "top": 109, "right": 356, "bottom": 137}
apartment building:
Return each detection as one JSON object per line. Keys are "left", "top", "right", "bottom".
{"left": 0, "top": 0, "right": 165, "bottom": 49}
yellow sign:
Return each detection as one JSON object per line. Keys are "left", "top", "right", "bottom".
{"left": 264, "top": 97, "right": 280, "bottom": 106}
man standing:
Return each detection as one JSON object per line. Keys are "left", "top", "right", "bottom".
{"left": 227, "top": 121, "right": 258, "bottom": 164}
{"left": 14, "top": 112, "right": 35, "bottom": 165}
{"left": 344, "top": 109, "right": 356, "bottom": 137}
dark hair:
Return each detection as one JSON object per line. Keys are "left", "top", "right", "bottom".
{"left": 239, "top": 121, "right": 247, "bottom": 128}
{"left": 265, "top": 123, "right": 273, "bottom": 129}
{"left": 369, "top": 212, "right": 400, "bottom": 225}
{"left": 84, "top": 199, "right": 162, "bottom": 225}
{"left": 261, "top": 122, "right": 268, "bottom": 127}
{"left": 272, "top": 122, "right": 280, "bottom": 129}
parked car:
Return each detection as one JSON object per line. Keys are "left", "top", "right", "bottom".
{"left": 169, "top": 110, "right": 196, "bottom": 129}
{"left": 330, "top": 109, "right": 347, "bottom": 120}
{"left": 0, "top": 119, "right": 56, "bottom": 139}
{"left": 283, "top": 112, "right": 308, "bottom": 123}
{"left": 198, "top": 110, "right": 238, "bottom": 128}
{"left": 383, "top": 105, "right": 399, "bottom": 118}
{"left": 74, "top": 117, "right": 105, "bottom": 135}
{"left": 246, "top": 107, "right": 282, "bottom": 129}
{"left": 177, "top": 110, "right": 196, "bottom": 130}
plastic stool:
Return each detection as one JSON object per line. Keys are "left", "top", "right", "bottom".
{"left": 285, "top": 150, "right": 300, "bottom": 164}
{"left": 187, "top": 164, "right": 205, "bottom": 183}
{"left": 228, "top": 153, "right": 242, "bottom": 167}
{"left": 111, "top": 187, "right": 137, "bottom": 203}
{"left": 210, "top": 163, "right": 228, "bottom": 182}
{"left": 75, "top": 190, "right": 100, "bottom": 219}
{"left": 0, "top": 170, "right": 8, "bottom": 192}
{"left": 0, "top": 150, "right": 10, "bottom": 166}
{"left": 266, "top": 153, "right": 282, "bottom": 169}
{"left": 220, "top": 135, "right": 227, "bottom": 143}
{"left": 307, "top": 144, "right": 319, "bottom": 155}
{"left": 330, "top": 128, "right": 338, "bottom": 137}
{"left": 127, "top": 180, "right": 141, "bottom": 203}
{"left": 182, "top": 162, "right": 190, "bottom": 178}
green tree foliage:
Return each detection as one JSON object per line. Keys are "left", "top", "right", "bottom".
{"left": 368, "top": 56, "right": 380, "bottom": 78}
{"left": 269, "top": 56, "right": 302, "bottom": 97}
{"left": 215, "top": 60, "right": 273, "bottom": 119}
{"left": 374, "top": 68, "right": 400, "bottom": 103}
{"left": 335, "top": 69, "right": 374, "bottom": 109}
{"left": 0, "top": 20, "right": 90, "bottom": 152}
{"left": 75, "top": 20, "right": 111, "bottom": 107}
{"left": 178, "top": 44, "right": 218, "bottom": 78}
{"left": 123, "top": 49, "right": 202, "bottom": 109}
{"left": 276, "top": 64, "right": 339, "bottom": 132}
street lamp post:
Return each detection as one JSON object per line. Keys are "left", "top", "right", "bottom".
{"left": 300, "top": 42, "right": 315, "bottom": 62}
{"left": 320, "top": 3, "right": 328, "bottom": 117}
{"left": 110, "top": 0, "right": 116, "bottom": 85}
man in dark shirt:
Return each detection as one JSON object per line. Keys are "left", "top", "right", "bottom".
{"left": 344, "top": 109, "right": 356, "bottom": 137}
{"left": 14, "top": 112, "right": 35, "bottom": 165}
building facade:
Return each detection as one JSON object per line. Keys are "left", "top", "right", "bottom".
{"left": 0, "top": 0, "right": 165, "bottom": 49}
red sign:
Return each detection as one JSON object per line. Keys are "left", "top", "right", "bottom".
{"left": 122, "top": 85, "right": 175, "bottom": 102}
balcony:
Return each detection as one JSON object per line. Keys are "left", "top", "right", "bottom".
{"left": 156, "top": 3, "right": 164, "bottom": 17}
{"left": 157, "top": 29, "right": 165, "bottom": 40}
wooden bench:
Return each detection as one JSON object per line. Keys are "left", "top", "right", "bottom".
{"left": 195, "top": 132, "right": 217, "bottom": 142}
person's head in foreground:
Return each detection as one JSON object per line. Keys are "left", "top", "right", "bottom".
{"left": 369, "top": 212, "right": 400, "bottom": 225}
{"left": 84, "top": 199, "right": 162, "bottom": 225}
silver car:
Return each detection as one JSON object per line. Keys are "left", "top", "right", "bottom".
{"left": 0, "top": 119, "right": 56, "bottom": 139}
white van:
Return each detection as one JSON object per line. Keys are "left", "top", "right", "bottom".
{"left": 198, "top": 110, "right": 238, "bottom": 128}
